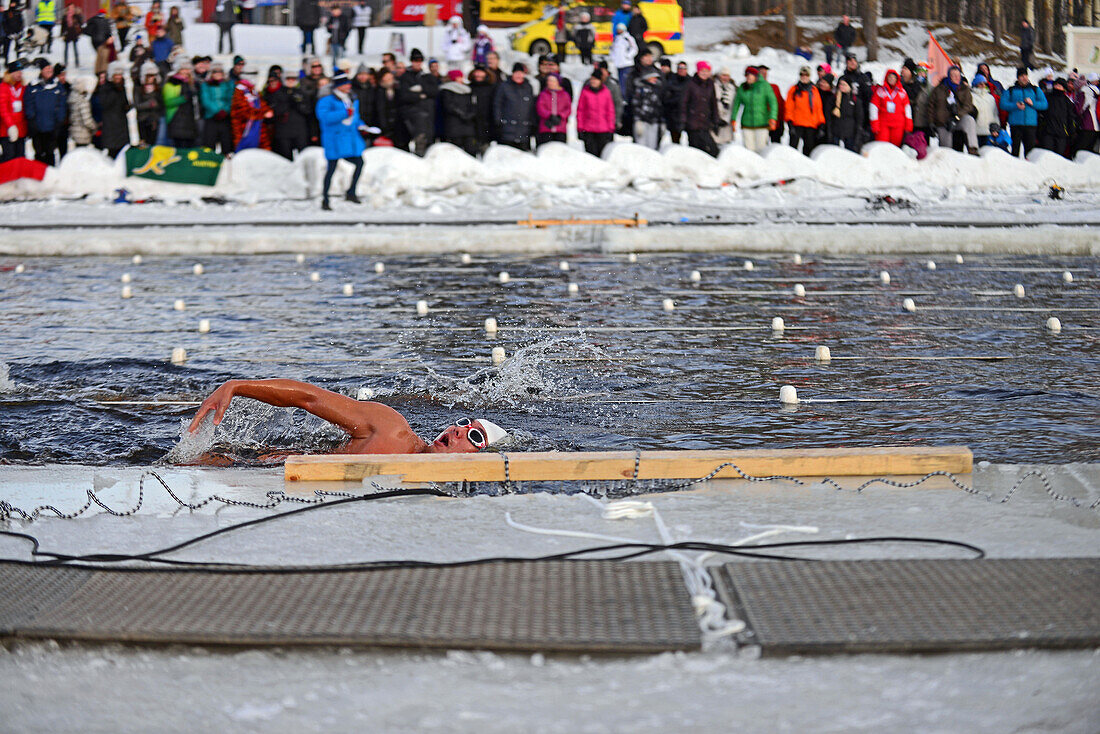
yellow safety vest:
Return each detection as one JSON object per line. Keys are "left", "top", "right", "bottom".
{"left": 36, "top": 0, "right": 56, "bottom": 23}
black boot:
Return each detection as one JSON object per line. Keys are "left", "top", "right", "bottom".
{"left": 345, "top": 192, "right": 361, "bottom": 204}
{"left": 321, "top": 197, "right": 332, "bottom": 211}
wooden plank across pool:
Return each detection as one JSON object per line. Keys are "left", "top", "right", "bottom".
{"left": 284, "top": 446, "right": 973, "bottom": 483}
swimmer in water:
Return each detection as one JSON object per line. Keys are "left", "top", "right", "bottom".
{"left": 188, "top": 379, "right": 508, "bottom": 454}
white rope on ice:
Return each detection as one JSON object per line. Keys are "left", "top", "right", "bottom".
{"left": 505, "top": 496, "right": 821, "bottom": 645}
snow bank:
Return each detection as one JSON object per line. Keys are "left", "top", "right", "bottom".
{"left": 5, "top": 141, "right": 1095, "bottom": 206}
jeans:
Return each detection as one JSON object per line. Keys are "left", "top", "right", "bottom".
{"left": 1010, "top": 124, "right": 1037, "bottom": 157}
{"left": 687, "top": 129, "right": 718, "bottom": 157}
{"left": 300, "top": 28, "right": 315, "bottom": 54}
{"left": 331, "top": 42, "right": 344, "bottom": 66}
{"left": 322, "top": 156, "right": 364, "bottom": 201}
{"left": 581, "top": 131, "right": 612, "bottom": 157}
{"left": 937, "top": 115, "right": 978, "bottom": 151}
{"left": 789, "top": 125, "right": 817, "bottom": 154}
{"left": 218, "top": 25, "right": 234, "bottom": 53}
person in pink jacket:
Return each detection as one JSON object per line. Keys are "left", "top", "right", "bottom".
{"left": 869, "top": 69, "right": 912, "bottom": 146}
{"left": 576, "top": 72, "right": 616, "bottom": 157}
{"left": 535, "top": 73, "right": 571, "bottom": 147}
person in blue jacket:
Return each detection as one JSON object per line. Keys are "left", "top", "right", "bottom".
{"left": 611, "top": 0, "right": 632, "bottom": 36}
{"left": 985, "top": 122, "right": 1011, "bottom": 152}
{"left": 316, "top": 71, "right": 366, "bottom": 211}
{"left": 999, "top": 67, "right": 1047, "bottom": 158}
{"left": 25, "top": 62, "right": 68, "bottom": 165}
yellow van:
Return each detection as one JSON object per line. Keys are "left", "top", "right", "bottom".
{"left": 506, "top": 1, "right": 684, "bottom": 59}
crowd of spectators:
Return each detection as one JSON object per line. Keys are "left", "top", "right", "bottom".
{"left": 1, "top": 2, "right": 1098, "bottom": 205}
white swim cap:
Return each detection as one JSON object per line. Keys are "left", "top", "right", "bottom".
{"left": 475, "top": 419, "right": 509, "bottom": 447}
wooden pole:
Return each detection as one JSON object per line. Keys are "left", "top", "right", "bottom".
{"left": 284, "top": 446, "right": 975, "bottom": 483}
{"left": 863, "top": 0, "right": 880, "bottom": 60}
{"left": 992, "top": 0, "right": 1002, "bottom": 45}
{"left": 786, "top": 0, "right": 799, "bottom": 50}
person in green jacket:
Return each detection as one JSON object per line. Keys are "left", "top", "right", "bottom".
{"left": 199, "top": 62, "right": 234, "bottom": 154}
{"left": 730, "top": 66, "right": 777, "bottom": 153}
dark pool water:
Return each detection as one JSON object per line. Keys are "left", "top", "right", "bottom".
{"left": 1, "top": 251, "right": 1098, "bottom": 465}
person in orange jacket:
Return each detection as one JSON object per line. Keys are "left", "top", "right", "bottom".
{"left": 785, "top": 65, "right": 825, "bottom": 154}
{"left": 869, "top": 68, "right": 912, "bottom": 146}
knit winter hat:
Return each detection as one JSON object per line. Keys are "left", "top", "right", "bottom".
{"left": 447, "top": 69, "right": 463, "bottom": 81}
{"left": 107, "top": 61, "right": 127, "bottom": 77}
{"left": 697, "top": 61, "right": 711, "bottom": 72}
{"left": 973, "top": 73, "right": 986, "bottom": 86}
{"left": 356, "top": 63, "right": 370, "bottom": 75}
{"left": 331, "top": 71, "right": 351, "bottom": 87}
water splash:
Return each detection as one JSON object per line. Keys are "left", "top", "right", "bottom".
{"left": 0, "top": 362, "right": 16, "bottom": 393}
{"left": 163, "top": 402, "right": 347, "bottom": 464}
{"left": 391, "top": 334, "right": 620, "bottom": 410}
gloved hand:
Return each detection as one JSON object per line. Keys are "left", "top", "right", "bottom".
{"left": 7, "top": 126, "right": 17, "bottom": 142}
{"left": 767, "top": 118, "right": 778, "bottom": 131}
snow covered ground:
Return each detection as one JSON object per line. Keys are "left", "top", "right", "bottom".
{"left": 1, "top": 17, "right": 1096, "bottom": 243}
{"left": 1, "top": 462, "right": 1098, "bottom": 732}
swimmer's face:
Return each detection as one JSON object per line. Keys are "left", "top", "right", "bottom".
{"left": 431, "top": 419, "right": 489, "bottom": 453}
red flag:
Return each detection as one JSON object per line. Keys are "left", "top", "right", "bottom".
{"left": 927, "top": 32, "right": 956, "bottom": 86}
{"left": 0, "top": 158, "right": 48, "bottom": 186}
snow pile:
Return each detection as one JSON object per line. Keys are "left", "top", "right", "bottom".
{"left": 5, "top": 141, "right": 1098, "bottom": 205}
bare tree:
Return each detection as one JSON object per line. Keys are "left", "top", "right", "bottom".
{"left": 992, "top": 0, "right": 1002, "bottom": 45}
{"left": 786, "top": 0, "right": 798, "bottom": 50}
{"left": 863, "top": 0, "right": 880, "bottom": 60}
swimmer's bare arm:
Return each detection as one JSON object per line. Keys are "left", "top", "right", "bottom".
{"left": 187, "top": 379, "right": 400, "bottom": 438}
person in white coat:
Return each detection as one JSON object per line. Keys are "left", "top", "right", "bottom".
{"left": 970, "top": 74, "right": 999, "bottom": 147}
{"left": 442, "top": 16, "right": 471, "bottom": 69}
{"left": 351, "top": 0, "right": 372, "bottom": 55}
{"left": 610, "top": 23, "right": 637, "bottom": 98}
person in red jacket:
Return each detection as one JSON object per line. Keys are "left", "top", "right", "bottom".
{"left": 869, "top": 69, "right": 912, "bottom": 146}
{"left": 576, "top": 71, "right": 616, "bottom": 157}
{"left": 0, "top": 60, "right": 28, "bottom": 162}
{"left": 757, "top": 65, "right": 785, "bottom": 143}
{"left": 231, "top": 73, "right": 274, "bottom": 151}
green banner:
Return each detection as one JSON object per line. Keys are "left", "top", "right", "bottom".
{"left": 125, "top": 146, "right": 225, "bottom": 187}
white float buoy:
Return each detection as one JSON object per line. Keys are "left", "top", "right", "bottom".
{"left": 14, "top": 263, "right": 25, "bottom": 273}
{"left": 815, "top": 345, "right": 831, "bottom": 362}
{"left": 779, "top": 385, "right": 799, "bottom": 405}
{"left": 1046, "top": 317, "right": 1062, "bottom": 333}
{"left": 484, "top": 317, "right": 498, "bottom": 334}
{"left": 903, "top": 298, "right": 916, "bottom": 312}
{"left": 662, "top": 298, "right": 675, "bottom": 311}
{"left": 559, "top": 261, "right": 570, "bottom": 272}
{"left": 793, "top": 254, "right": 803, "bottom": 264}
{"left": 793, "top": 283, "right": 806, "bottom": 297}
{"left": 926, "top": 260, "right": 937, "bottom": 271}
{"left": 198, "top": 319, "right": 210, "bottom": 334}
{"left": 309, "top": 271, "right": 321, "bottom": 282}
{"left": 627, "top": 253, "right": 637, "bottom": 263}
{"left": 374, "top": 262, "right": 385, "bottom": 274}
{"left": 295, "top": 253, "right": 306, "bottom": 264}
{"left": 416, "top": 300, "right": 429, "bottom": 316}
{"left": 880, "top": 270, "right": 891, "bottom": 285}
{"left": 491, "top": 346, "right": 506, "bottom": 366}
{"left": 498, "top": 271, "right": 510, "bottom": 284}
{"left": 170, "top": 347, "right": 187, "bottom": 364}
{"left": 1013, "top": 283, "right": 1026, "bottom": 298}
{"left": 120, "top": 285, "right": 132, "bottom": 299}
{"left": 460, "top": 253, "right": 472, "bottom": 264}
{"left": 192, "top": 263, "right": 204, "bottom": 276}
{"left": 121, "top": 272, "right": 132, "bottom": 283}
{"left": 342, "top": 283, "right": 354, "bottom": 296}
{"left": 743, "top": 260, "right": 754, "bottom": 271}
{"left": 567, "top": 282, "right": 579, "bottom": 294}
{"left": 690, "top": 270, "right": 702, "bottom": 282}
{"left": 771, "top": 317, "right": 785, "bottom": 332}
{"left": 955, "top": 254, "right": 964, "bottom": 264}
{"left": 357, "top": 387, "right": 375, "bottom": 400}
{"left": 1062, "top": 271, "right": 1073, "bottom": 284}
{"left": 173, "top": 299, "right": 186, "bottom": 311}
{"left": 131, "top": 255, "right": 143, "bottom": 265}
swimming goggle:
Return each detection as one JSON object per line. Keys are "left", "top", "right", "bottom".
{"left": 453, "top": 418, "right": 487, "bottom": 449}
